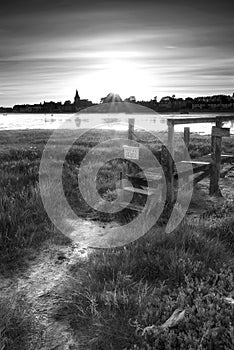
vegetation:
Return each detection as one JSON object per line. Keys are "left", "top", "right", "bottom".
{"left": 0, "top": 294, "right": 46, "bottom": 350}
{"left": 0, "top": 129, "right": 234, "bottom": 349}
{"left": 54, "top": 214, "right": 234, "bottom": 349}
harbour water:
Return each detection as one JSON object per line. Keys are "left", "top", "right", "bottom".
{"left": 0, "top": 112, "right": 234, "bottom": 135}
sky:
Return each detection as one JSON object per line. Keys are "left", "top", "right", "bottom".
{"left": 0, "top": 0, "right": 234, "bottom": 106}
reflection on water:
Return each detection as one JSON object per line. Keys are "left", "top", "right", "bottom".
{"left": 0, "top": 112, "right": 234, "bottom": 135}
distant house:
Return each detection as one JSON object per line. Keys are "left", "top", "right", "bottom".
{"left": 192, "top": 97, "right": 207, "bottom": 110}
{"left": 158, "top": 96, "right": 187, "bottom": 111}
{"left": 174, "top": 98, "right": 186, "bottom": 109}
{"left": 62, "top": 100, "right": 74, "bottom": 112}
{"left": 13, "top": 104, "right": 33, "bottom": 113}
{"left": 31, "top": 104, "right": 43, "bottom": 112}
{"left": 124, "top": 96, "right": 136, "bottom": 103}
{"left": 192, "top": 95, "right": 234, "bottom": 110}
{"left": 158, "top": 96, "right": 174, "bottom": 109}
{"left": 184, "top": 97, "right": 194, "bottom": 109}
{"left": 43, "top": 101, "right": 62, "bottom": 113}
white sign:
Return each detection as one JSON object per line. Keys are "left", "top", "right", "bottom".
{"left": 123, "top": 145, "right": 139, "bottom": 160}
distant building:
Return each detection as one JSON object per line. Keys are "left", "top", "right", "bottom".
{"left": 43, "top": 101, "right": 62, "bottom": 113}
{"left": 184, "top": 97, "right": 194, "bottom": 109}
{"left": 192, "top": 95, "right": 234, "bottom": 110}
{"left": 74, "top": 90, "right": 80, "bottom": 106}
{"left": 124, "top": 96, "right": 136, "bottom": 103}
{"left": 73, "top": 89, "right": 93, "bottom": 110}
{"left": 62, "top": 100, "right": 74, "bottom": 112}
{"left": 158, "top": 96, "right": 186, "bottom": 111}
{"left": 2, "top": 91, "right": 234, "bottom": 114}
{"left": 158, "top": 96, "right": 174, "bottom": 109}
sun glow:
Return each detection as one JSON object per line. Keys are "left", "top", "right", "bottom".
{"left": 77, "top": 57, "right": 153, "bottom": 101}
{"left": 102, "top": 60, "right": 143, "bottom": 94}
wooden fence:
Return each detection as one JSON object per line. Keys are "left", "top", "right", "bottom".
{"left": 127, "top": 115, "right": 234, "bottom": 204}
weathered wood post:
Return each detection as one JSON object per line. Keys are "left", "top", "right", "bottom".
{"left": 209, "top": 118, "right": 223, "bottom": 196}
{"left": 167, "top": 120, "right": 175, "bottom": 203}
{"left": 183, "top": 127, "right": 190, "bottom": 154}
{"left": 182, "top": 127, "right": 190, "bottom": 183}
{"left": 127, "top": 118, "right": 136, "bottom": 175}
{"left": 128, "top": 118, "right": 135, "bottom": 142}
{"left": 161, "top": 120, "right": 175, "bottom": 204}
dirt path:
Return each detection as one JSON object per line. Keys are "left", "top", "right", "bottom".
{"left": 0, "top": 242, "right": 89, "bottom": 350}
{"left": 0, "top": 212, "right": 121, "bottom": 349}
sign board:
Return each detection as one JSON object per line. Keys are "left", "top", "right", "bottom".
{"left": 123, "top": 145, "right": 139, "bottom": 160}
{"left": 212, "top": 126, "right": 230, "bottom": 137}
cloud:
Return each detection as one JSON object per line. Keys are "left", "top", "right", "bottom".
{"left": 0, "top": 0, "right": 234, "bottom": 105}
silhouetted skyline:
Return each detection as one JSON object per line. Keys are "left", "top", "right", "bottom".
{"left": 1, "top": 90, "right": 234, "bottom": 114}
{"left": 1, "top": 0, "right": 234, "bottom": 106}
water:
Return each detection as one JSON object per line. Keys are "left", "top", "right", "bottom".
{"left": 0, "top": 112, "right": 234, "bottom": 135}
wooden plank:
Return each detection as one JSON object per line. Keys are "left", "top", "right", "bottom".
{"left": 119, "top": 201, "right": 143, "bottom": 212}
{"left": 208, "top": 153, "right": 234, "bottom": 158}
{"left": 220, "top": 154, "right": 234, "bottom": 158}
{"left": 220, "top": 165, "right": 234, "bottom": 178}
{"left": 174, "top": 162, "right": 210, "bottom": 178}
{"left": 123, "top": 186, "right": 159, "bottom": 196}
{"left": 202, "top": 154, "right": 234, "bottom": 164}
{"left": 212, "top": 126, "right": 230, "bottom": 137}
{"left": 180, "top": 160, "right": 210, "bottom": 165}
{"left": 126, "top": 172, "right": 162, "bottom": 182}
{"left": 143, "top": 172, "right": 162, "bottom": 180}
{"left": 219, "top": 115, "right": 234, "bottom": 121}
{"left": 193, "top": 168, "right": 211, "bottom": 184}
{"left": 168, "top": 116, "right": 217, "bottom": 125}
{"left": 167, "top": 115, "right": 234, "bottom": 125}
{"left": 177, "top": 166, "right": 207, "bottom": 175}
{"left": 126, "top": 167, "right": 162, "bottom": 180}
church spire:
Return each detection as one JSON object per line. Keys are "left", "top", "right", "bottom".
{"left": 74, "top": 89, "right": 80, "bottom": 105}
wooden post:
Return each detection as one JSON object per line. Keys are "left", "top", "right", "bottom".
{"left": 128, "top": 118, "right": 135, "bottom": 142}
{"left": 183, "top": 127, "right": 190, "bottom": 152}
{"left": 209, "top": 118, "right": 222, "bottom": 196}
{"left": 119, "top": 171, "right": 123, "bottom": 189}
{"left": 168, "top": 121, "right": 175, "bottom": 203}
{"left": 127, "top": 118, "right": 135, "bottom": 175}
{"left": 183, "top": 127, "right": 190, "bottom": 182}
{"left": 161, "top": 120, "right": 175, "bottom": 204}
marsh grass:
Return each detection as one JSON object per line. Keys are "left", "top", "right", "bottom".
{"left": 0, "top": 130, "right": 234, "bottom": 349}
{"left": 54, "top": 215, "right": 234, "bottom": 349}
{"left": 0, "top": 294, "right": 47, "bottom": 350}
{"left": 0, "top": 129, "right": 233, "bottom": 262}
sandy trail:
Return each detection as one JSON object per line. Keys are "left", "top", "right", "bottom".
{"left": 0, "top": 242, "right": 89, "bottom": 350}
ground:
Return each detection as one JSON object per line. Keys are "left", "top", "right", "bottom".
{"left": 1, "top": 170, "right": 234, "bottom": 348}
{"left": 1, "top": 130, "right": 234, "bottom": 349}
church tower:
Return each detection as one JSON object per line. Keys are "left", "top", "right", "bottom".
{"left": 74, "top": 89, "right": 80, "bottom": 106}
